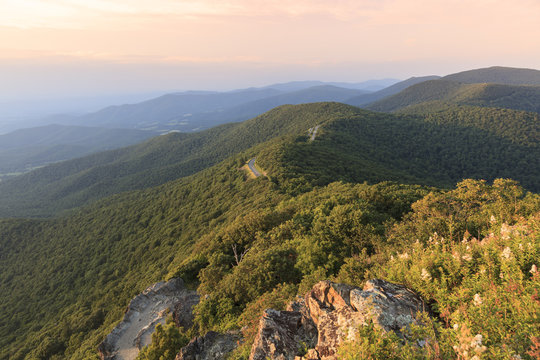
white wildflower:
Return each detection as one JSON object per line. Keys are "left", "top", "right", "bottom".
{"left": 531, "top": 264, "right": 538, "bottom": 274}
{"left": 399, "top": 252, "right": 409, "bottom": 260}
{"left": 490, "top": 215, "right": 496, "bottom": 223}
{"left": 390, "top": 255, "right": 395, "bottom": 261}
{"left": 462, "top": 254, "right": 472, "bottom": 262}
{"left": 500, "top": 223, "right": 511, "bottom": 239}
{"left": 466, "top": 245, "right": 471, "bottom": 251}
{"left": 471, "top": 334, "right": 483, "bottom": 347}
{"left": 421, "top": 268, "right": 432, "bottom": 281}
{"left": 453, "top": 323, "right": 459, "bottom": 330}
{"left": 518, "top": 243, "right": 523, "bottom": 251}
{"left": 513, "top": 355, "right": 523, "bottom": 360}
{"left": 470, "top": 333, "right": 487, "bottom": 354}
{"left": 502, "top": 246, "right": 513, "bottom": 260}
{"left": 473, "top": 293, "right": 483, "bottom": 306}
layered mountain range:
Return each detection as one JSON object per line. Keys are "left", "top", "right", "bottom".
{"left": 0, "top": 66, "right": 538, "bottom": 360}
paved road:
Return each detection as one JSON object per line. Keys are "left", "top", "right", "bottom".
{"left": 309, "top": 125, "right": 320, "bottom": 141}
{"left": 248, "top": 158, "right": 262, "bottom": 177}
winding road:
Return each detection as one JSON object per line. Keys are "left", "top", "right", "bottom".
{"left": 247, "top": 158, "right": 262, "bottom": 178}
{"left": 308, "top": 125, "right": 320, "bottom": 141}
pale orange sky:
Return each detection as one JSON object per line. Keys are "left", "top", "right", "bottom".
{"left": 1, "top": 0, "right": 540, "bottom": 99}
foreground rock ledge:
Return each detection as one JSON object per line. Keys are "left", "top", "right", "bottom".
{"left": 99, "top": 278, "right": 199, "bottom": 360}
{"left": 250, "top": 279, "right": 428, "bottom": 360}
{"left": 175, "top": 331, "right": 242, "bottom": 360}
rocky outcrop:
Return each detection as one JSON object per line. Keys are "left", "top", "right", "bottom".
{"left": 173, "top": 292, "right": 200, "bottom": 330}
{"left": 175, "top": 331, "right": 241, "bottom": 360}
{"left": 249, "top": 304, "right": 317, "bottom": 360}
{"left": 99, "top": 278, "right": 199, "bottom": 360}
{"left": 250, "top": 279, "right": 428, "bottom": 360}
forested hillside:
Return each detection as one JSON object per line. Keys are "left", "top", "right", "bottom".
{"left": 1, "top": 157, "right": 538, "bottom": 359}
{"left": 1, "top": 102, "right": 538, "bottom": 218}
{"left": 366, "top": 80, "right": 540, "bottom": 113}
{"left": 442, "top": 66, "right": 540, "bottom": 85}
{"left": 0, "top": 125, "right": 156, "bottom": 177}
{"left": 0, "top": 92, "right": 538, "bottom": 360}
{"left": 0, "top": 104, "right": 337, "bottom": 217}
{"left": 255, "top": 104, "right": 539, "bottom": 193}
{"left": 344, "top": 75, "right": 440, "bottom": 106}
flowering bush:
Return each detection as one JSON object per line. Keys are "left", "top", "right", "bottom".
{"left": 340, "top": 180, "right": 540, "bottom": 359}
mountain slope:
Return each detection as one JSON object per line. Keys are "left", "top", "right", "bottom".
{"left": 260, "top": 79, "right": 398, "bottom": 92}
{"left": 186, "top": 85, "right": 369, "bottom": 127}
{"left": 70, "top": 88, "right": 283, "bottom": 130}
{"left": 398, "top": 102, "right": 539, "bottom": 147}
{"left": 1, "top": 102, "right": 538, "bottom": 218}
{"left": 0, "top": 124, "right": 156, "bottom": 176}
{"left": 1, "top": 101, "right": 539, "bottom": 359}
{"left": 256, "top": 104, "right": 539, "bottom": 194}
{"left": 366, "top": 80, "right": 540, "bottom": 113}
{"left": 0, "top": 103, "right": 357, "bottom": 217}
{"left": 0, "top": 156, "right": 283, "bottom": 360}
{"left": 443, "top": 66, "right": 540, "bottom": 85}
{"left": 62, "top": 85, "right": 368, "bottom": 133}
{"left": 344, "top": 76, "right": 440, "bottom": 106}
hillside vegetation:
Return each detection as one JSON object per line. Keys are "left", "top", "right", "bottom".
{"left": 1, "top": 159, "right": 537, "bottom": 359}
{"left": 366, "top": 80, "right": 540, "bottom": 113}
{"left": 399, "top": 102, "right": 539, "bottom": 146}
{"left": 442, "top": 66, "right": 540, "bottom": 85}
{"left": 0, "top": 125, "right": 156, "bottom": 177}
{"left": 0, "top": 95, "right": 538, "bottom": 359}
{"left": 0, "top": 104, "right": 336, "bottom": 217}
{"left": 1, "top": 102, "right": 538, "bottom": 218}
{"left": 255, "top": 104, "right": 539, "bottom": 193}
{"left": 345, "top": 75, "right": 440, "bottom": 106}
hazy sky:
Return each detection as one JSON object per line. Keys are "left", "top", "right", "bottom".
{"left": 1, "top": 0, "right": 540, "bottom": 99}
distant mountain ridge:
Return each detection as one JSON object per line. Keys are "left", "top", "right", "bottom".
{"left": 345, "top": 75, "right": 441, "bottom": 106}
{"left": 443, "top": 66, "right": 540, "bottom": 85}
{"left": 49, "top": 84, "right": 371, "bottom": 133}
{"left": 366, "top": 80, "right": 540, "bottom": 113}
{"left": 0, "top": 124, "right": 156, "bottom": 176}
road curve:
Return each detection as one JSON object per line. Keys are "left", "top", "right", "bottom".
{"left": 247, "top": 158, "right": 262, "bottom": 177}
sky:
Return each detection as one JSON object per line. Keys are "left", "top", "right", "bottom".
{"left": 1, "top": 0, "right": 540, "bottom": 100}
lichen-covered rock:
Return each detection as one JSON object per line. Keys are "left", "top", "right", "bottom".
{"left": 351, "top": 279, "right": 426, "bottom": 332}
{"left": 250, "top": 279, "right": 428, "bottom": 360}
{"left": 175, "top": 331, "right": 241, "bottom": 360}
{"left": 98, "top": 278, "right": 199, "bottom": 360}
{"left": 249, "top": 308, "right": 317, "bottom": 360}
{"left": 173, "top": 292, "right": 200, "bottom": 330}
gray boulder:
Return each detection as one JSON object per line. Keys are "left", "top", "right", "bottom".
{"left": 250, "top": 279, "right": 428, "bottom": 360}
{"left": 175, "top": 331, "right": 241, "bottom": 360}
{"left": 99, "top": 278, "right": 199, "bottom": 360}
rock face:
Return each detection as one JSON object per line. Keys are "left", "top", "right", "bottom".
{"left": 175, "top": 331, "right": 241, "bottom": 360}
{"left": 249, "top": 304, "right": 317, "bottom": 360}
{"left": 250, "top": 279, "right": 427, "bottom": 360}
{"left": 98, "top": 278, "right": 199, "bottom": 360}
